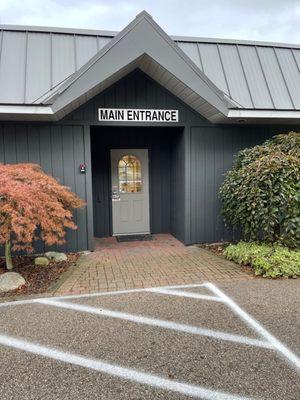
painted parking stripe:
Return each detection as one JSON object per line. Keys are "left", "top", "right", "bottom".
{"left": 0, "top": 282, "right": 298, "bottom": 371}
{"left": 205, "top": 283, "right": 300, "bottom": 371}
{"left": 146, "top": 283, "right": 300, "bottom": 371}
{"left": 35, "top": 298, "right": 272, "bottom": 349}
{"left": 145, "top": 288, "right": 223, "bottom": 302}
{"left": 0, "top": 283, "right": 208, "bottom": 308}
{"left": 0, "top": 334, "right": 254, "bottom": 400}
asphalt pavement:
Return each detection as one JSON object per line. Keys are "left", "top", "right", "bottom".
{"left": 0, "top": 279, "right": 299, "bottom": 399}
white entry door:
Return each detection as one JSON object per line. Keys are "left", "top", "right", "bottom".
{"left": 110, "top": 149, "right": 150, "bottom": 235}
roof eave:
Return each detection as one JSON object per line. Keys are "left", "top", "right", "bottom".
{"left": 2, "top": 105, "right": 300, "bottom": 125}
{"left": 0, "top": 105, "right": 55, "bottom": 121}
{"left": 211, "top": 109, "right": 300, "bottom": 124}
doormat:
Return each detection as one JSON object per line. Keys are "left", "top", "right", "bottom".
{"left": 116, "top": 234, "right": 153, "bottom": 242}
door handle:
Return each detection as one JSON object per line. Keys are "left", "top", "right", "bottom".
{"left": 112, "top": 189, "right": 120, "bottom": 201}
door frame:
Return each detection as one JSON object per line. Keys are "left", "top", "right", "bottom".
{"left": 108, "top": 145, "right": 152, "bottom": 236}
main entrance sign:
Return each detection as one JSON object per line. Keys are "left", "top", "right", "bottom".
{"left": 99, "top": 108, "right": 178, "bottom": 122}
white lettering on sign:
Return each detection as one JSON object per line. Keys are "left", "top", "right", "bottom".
{"left": 98, "top": 108, "right": 178, "bottom": 123}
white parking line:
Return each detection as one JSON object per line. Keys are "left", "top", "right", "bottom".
{"left": 0, "top": 333, "right": 255, "bottom": 400}
{"left": 0, "top": 281, "right": 299, "bottom": 377}
{"left": 145, "top": 287, "right": 222, "bottom": 302}
{"left": 0, "top": 283, "right": 208, "bottom": 308}
{"left": 139, "top": 283, "right": 300, "bottom": 371}
{"left": 36, "top": 298, "right": 272, "bottom": 349}
{"left": 206, "top": 283, "right": 300, "bottom": 371}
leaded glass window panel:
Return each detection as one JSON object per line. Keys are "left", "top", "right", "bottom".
{"left": 118, "top": 155, "right": 142, "bottom": 193}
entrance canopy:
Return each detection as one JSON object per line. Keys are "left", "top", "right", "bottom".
{"left": 36, "top": 11, "right": 234, "bottom": 123}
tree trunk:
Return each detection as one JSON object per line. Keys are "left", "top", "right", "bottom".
{"left": 5, "top": 240, "right": 13, "bottom": 270}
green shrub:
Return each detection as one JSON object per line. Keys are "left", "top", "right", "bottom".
{"left": 220, "top": 132, "right": 300, "bottom": 248}
{"left": 224, "top": 242, "right": 300, "bottom": 278}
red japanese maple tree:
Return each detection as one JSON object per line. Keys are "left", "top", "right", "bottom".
{"left": 0, "top": 163, "right": 85, "bottom": 270}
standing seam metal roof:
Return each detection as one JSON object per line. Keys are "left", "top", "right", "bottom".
{"left": 0, "top": 24, "right": 300, "bottom": 110}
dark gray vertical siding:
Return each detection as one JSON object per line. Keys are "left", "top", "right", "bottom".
{"left": 51, "top": 126, "right": 64, "bottom": 182}
{"left": 0, "top": 124, "right": 90, "bottom": 252}
{"left": 0, "top": 126, "right": 4, "bottom": 162}
{"left": 187, "top": 126, "right": 289, "bottom": 244}
{"left": 83, "top": 126, "right": 94, "bottom": 251}
{"left": 91, "top": 131, "right": 110, "bottom": 238}
{"left": 64, "top": 69, "right": 200, "bottom": 126}
{"left": 170, "top": 130, "right": 185, "bottom": 242}
{"left": 150, "top": 140, "right": 171, "bottom": 233}
{"left": 62, "top": 126, "right": 77, "bottom": 252}
{"left": 3, "top": 126, "right": 17, "bottom": 163}
{"left": 49, "top": 125, "right": 66, "bottom": 253}
{"left": 73, "top": 126, "right": 88, "bottom": 251}
{"left": 15, "top": 126, "right": 29, "bottom": 162}
{"left": 27, "top": 126, "right": 41, "bottom": 164}
{"left": 39, "top": 126, "right": 52, "bottom": 174}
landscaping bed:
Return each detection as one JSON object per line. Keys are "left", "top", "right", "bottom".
{"left": 224, "top": 242, "right": 300, "bottom": 278}
{"left": 199, "top": 242, "right": 299, "bottom": 279}
{"left": 0, "top": 253, "right": 79, "bottom": 298}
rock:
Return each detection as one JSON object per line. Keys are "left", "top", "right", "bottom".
{"left": 0, "top": 272, "right": 26, "bottom": 293}
{"left": 80, "top": 251, "right": 91, "bottom": 256}
{"left": 34, "top": 257, "right": 50, "bottom": 266}
{"left": 45, "top": 251, "right": 67, "bottom": 262}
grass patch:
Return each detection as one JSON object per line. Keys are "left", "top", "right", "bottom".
{"left": 224, "top": 242, "right": 300, "bottom": 278}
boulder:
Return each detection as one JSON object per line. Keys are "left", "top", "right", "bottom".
{"left": 80, "top": 251, "right": 91, "bottom": 256}
{"left": 45, "top": 251, "right": 67, "bottom": 262}
{"left": 35, "top": 256, "right": 50, "bottom": 266}
{"left": 0, "top": 272, "right": 26, "bottom": 293}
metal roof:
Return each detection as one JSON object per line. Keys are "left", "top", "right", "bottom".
{"left": 27, "top": 11, "right": 233, "bottom": 123}
{"left": 0, "top": 12, "right": 300, "bottom": 114}
{"left": 3, "top": 23, "right": 300, "bottom": 50}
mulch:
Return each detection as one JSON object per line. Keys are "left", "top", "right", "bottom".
{"left": 197, "top": 242, "right": 229, "bottom": 257}
{"left": 0, "top": 253, "right": 80, "bottom": 298}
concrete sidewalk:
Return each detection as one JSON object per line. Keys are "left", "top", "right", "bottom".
{"left": 54, "top": 234, "right": 253, "bottom": 296}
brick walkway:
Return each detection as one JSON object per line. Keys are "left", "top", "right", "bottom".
{"left": 54, "top": 234, "right": 253, "bottom": 295}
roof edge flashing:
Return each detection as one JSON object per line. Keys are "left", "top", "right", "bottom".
{"left": 2, "top": 104, "right": 300, "bottom": 124}
{"left": 228, "top": 109, "right": 300, "bottom": 119}
{"left": 0, "top": 105, "right": 53, "bottom": 115}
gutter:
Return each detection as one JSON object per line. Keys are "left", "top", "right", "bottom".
{"left": 228, "top": 109, "right": 300, "bottom": 119}
{"left": 1, "top": 105, "right": 300, "bottom": 123}
{"left": 0, "top": 105, "right": 53, "bottom": 115}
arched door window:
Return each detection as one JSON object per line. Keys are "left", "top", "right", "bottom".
{"left": 118, "top": 155, "right": 142, "bottom": 193}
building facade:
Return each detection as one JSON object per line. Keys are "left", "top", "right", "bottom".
{"left": 0, "top": 11, "right": 299, "bottom": 252}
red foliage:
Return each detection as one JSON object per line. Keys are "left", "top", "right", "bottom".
{"left": 0, "top": 163, "right": 85, "bottom": 252}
